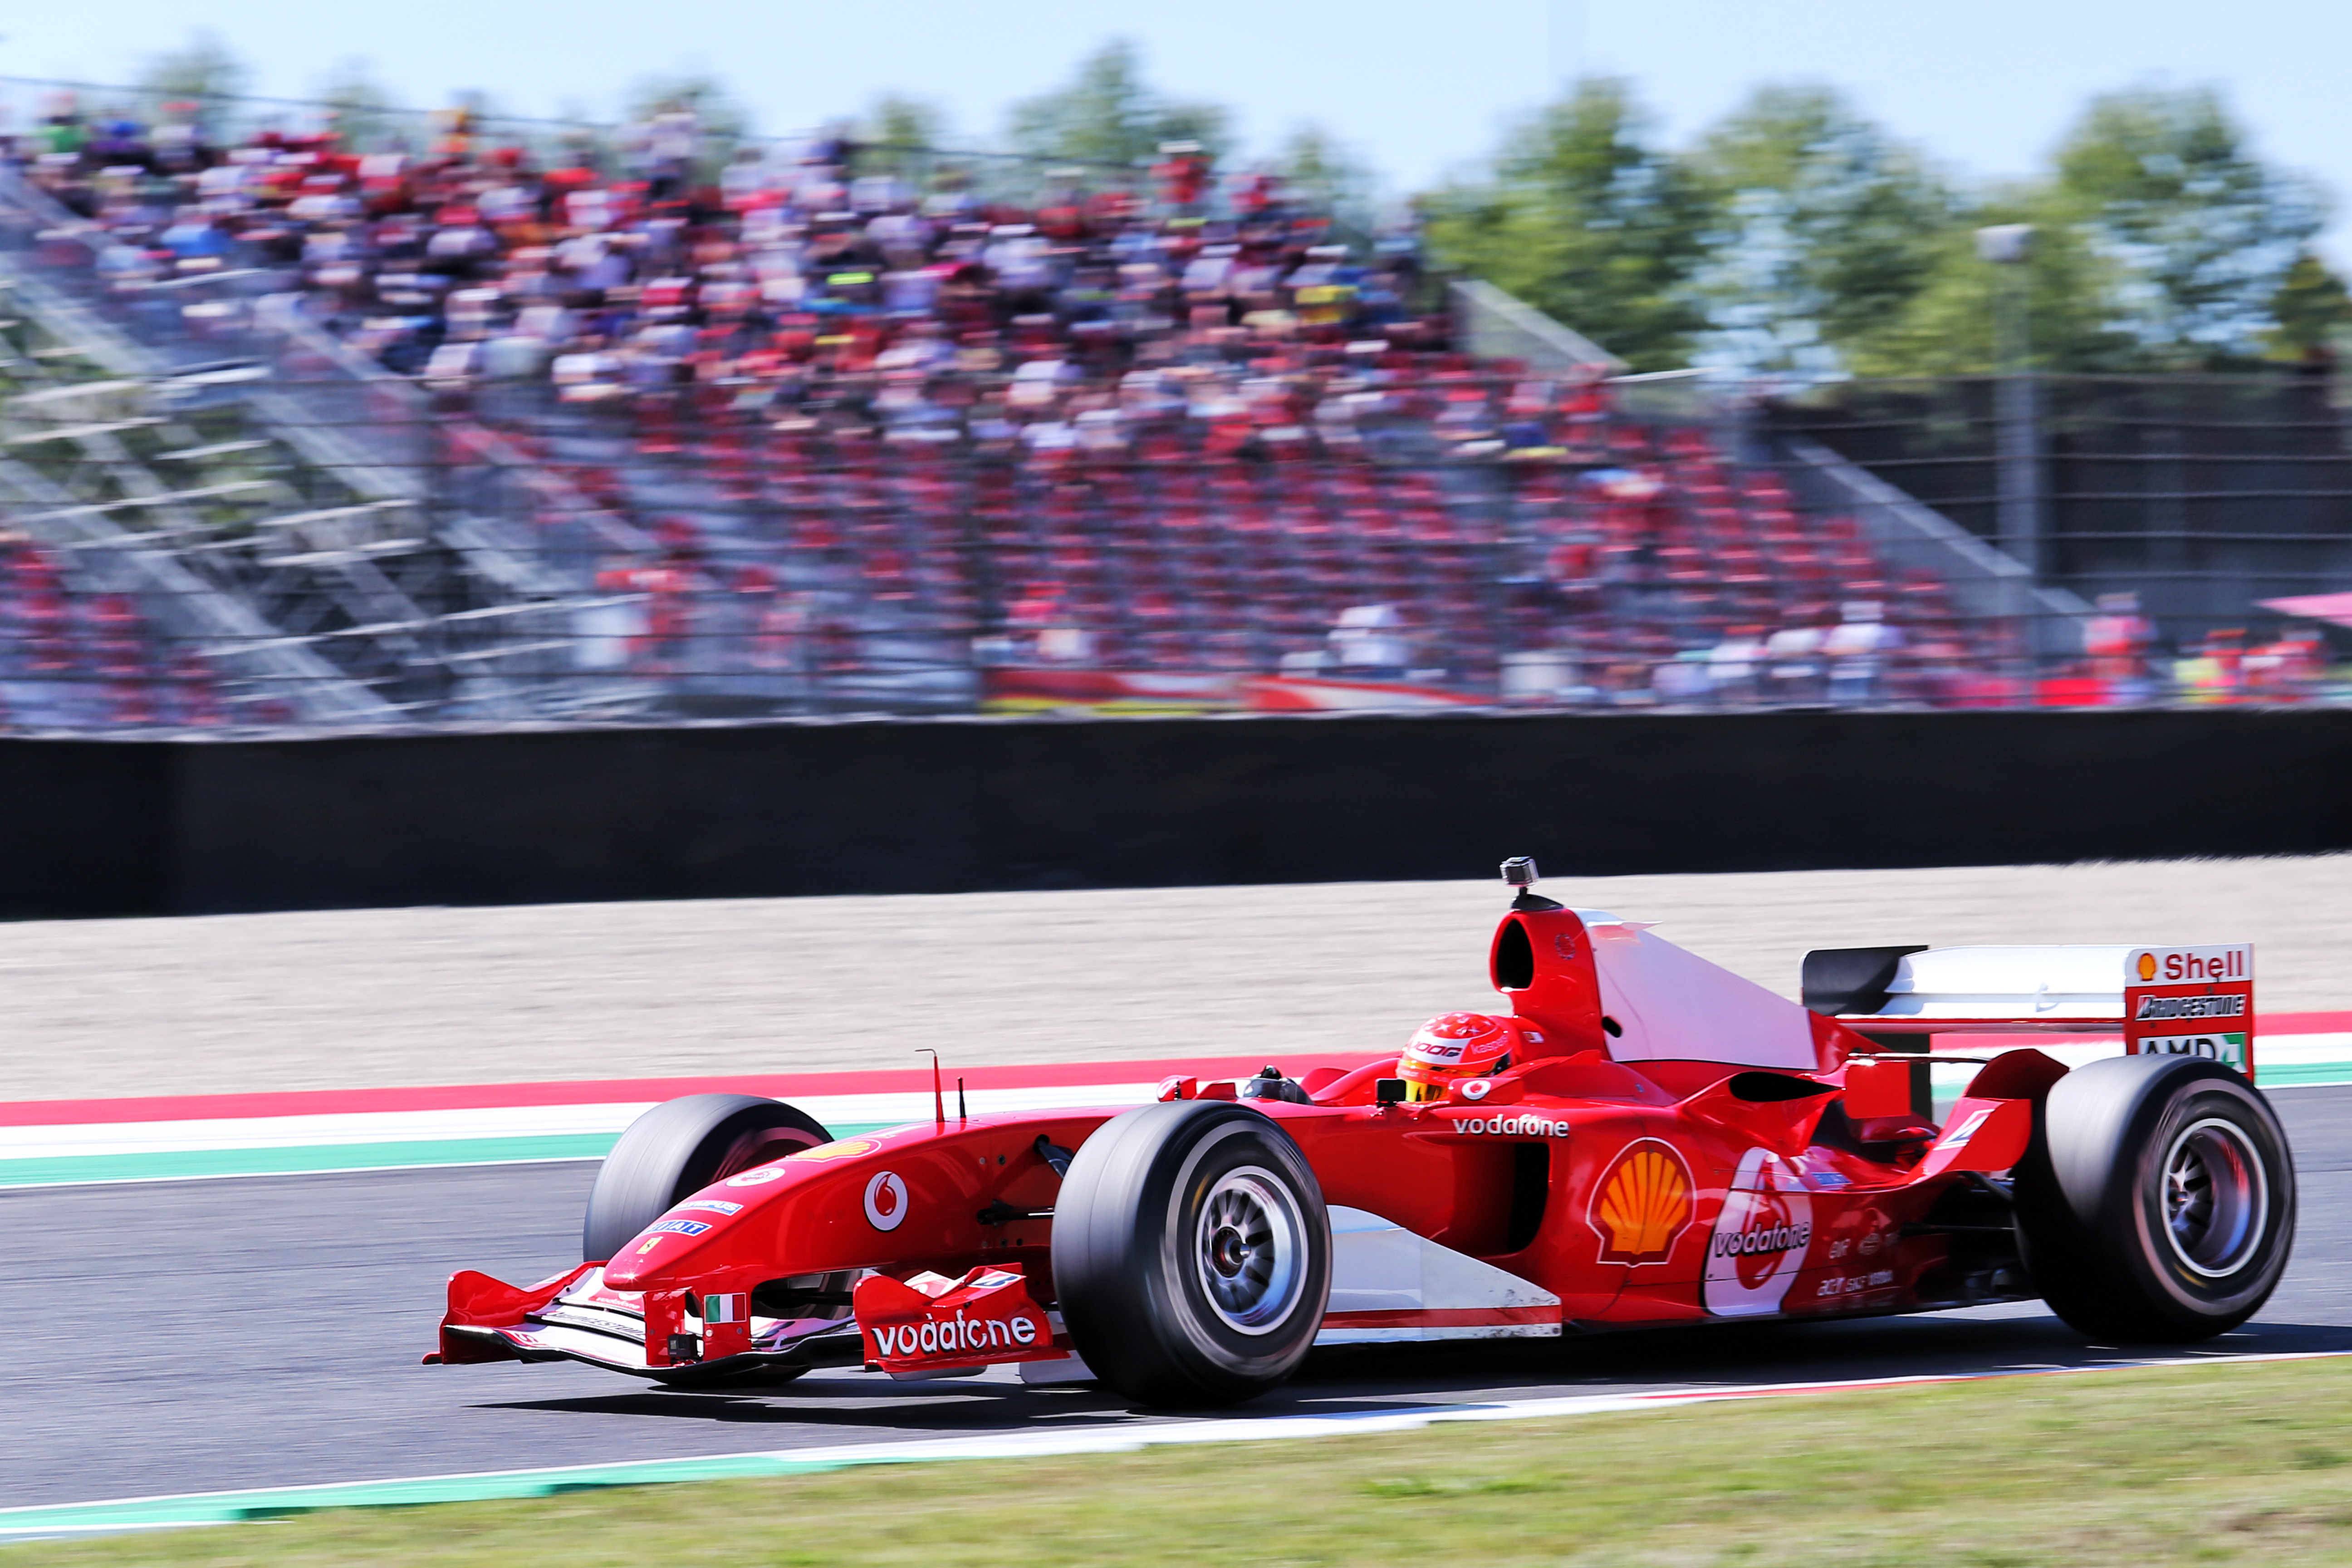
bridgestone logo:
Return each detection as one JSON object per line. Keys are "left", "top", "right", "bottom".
{"left": 2135, "top": 995, "right": 2247, "bottom": 1021}
{"left": 1457, "top": 1115, "right": 1570, "bottom": 1137}
{"left": 1711, "top": 1221, "right": 1813, "bottom": 1259}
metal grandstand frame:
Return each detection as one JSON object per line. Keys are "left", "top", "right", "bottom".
{"left": 0, "top": 165, "right": 662, "bottom": 724}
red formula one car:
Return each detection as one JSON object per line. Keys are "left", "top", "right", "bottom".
{"left": 435, "top": 860, "right": 2296, "bottom": 1407}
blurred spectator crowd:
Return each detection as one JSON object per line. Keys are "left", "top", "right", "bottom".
{"left": 0, "top": 93, "right": 2335, "bottom": 723}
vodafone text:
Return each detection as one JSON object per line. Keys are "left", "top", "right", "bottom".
{"left": 1454, "top": 1114, "right": 1571, "bottom": 1137}
{"left": 1712, "top": 1221, "right": 1813, "bottom": 1259}
{"left": 870, "top": 1312, "right": 1040, "bottom": 1359}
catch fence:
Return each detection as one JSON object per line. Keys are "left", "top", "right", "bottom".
{"left": 1766, "top": 375, "right": 2352, "bottom": 657}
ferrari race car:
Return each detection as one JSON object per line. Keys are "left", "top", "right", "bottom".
{"left": 434, "top": 859, "right": 2295, "bottom": 1408}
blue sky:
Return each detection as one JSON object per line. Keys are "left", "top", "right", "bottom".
{"left": 6, "top": 1, "right": 2347, "bottom": 254}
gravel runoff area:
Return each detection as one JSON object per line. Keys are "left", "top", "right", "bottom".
{"left": 3, "top": 856, "right": 2347, "bottom": 1102}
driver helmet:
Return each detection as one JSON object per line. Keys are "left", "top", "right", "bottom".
{"left": 1399, "top": 1011, "right": 1517, "bottom": 1101}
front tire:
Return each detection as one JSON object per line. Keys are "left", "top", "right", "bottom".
{"left": 1053, "top": 1102, "right": 1331, "bottom": 1408}
{"left": 582, "top": 1094, "right": 832, "bottom": 1262}
{"left": 2015, "top": 1054, "right": 2294, "bottom": 1341}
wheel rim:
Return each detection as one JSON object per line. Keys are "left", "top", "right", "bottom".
{"left": 2160, "top": 1116, "right": 2269, "bottom": 1279}
{"left": 1193, "top": 1167, "right": 1306, "bottom": 1335}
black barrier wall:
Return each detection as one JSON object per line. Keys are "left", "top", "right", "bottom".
{"left": 4, "top": 708, "right": 2349, "bottom": 919}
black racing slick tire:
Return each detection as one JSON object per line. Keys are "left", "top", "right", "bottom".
{"left": 1052, "top": 1101, "right": 1331, "bottom": 1409}
{"left": 582, "top": 1094, "right": 832, "bottom": 1262}
{"left": 2014, "top": 1054, "right": 2294, "bottom": 1343}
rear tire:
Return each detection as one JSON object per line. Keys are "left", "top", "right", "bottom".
{"left": 1053, "top": 1102, "right": 1330, "bottom": 1409}
{"left": 2015, "top": 1055, "right": 2293, "bottom": 1342}
{"left": 582, "top": 1094, "right": 832, "bottom": 1262}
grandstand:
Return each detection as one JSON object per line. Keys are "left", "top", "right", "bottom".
{"left": 0, "top": 93, "right": 2157, "bottom": 730}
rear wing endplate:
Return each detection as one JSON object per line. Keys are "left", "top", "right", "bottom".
{"left": 1803, "top": 943, "right": 2254, "bottom": 1075}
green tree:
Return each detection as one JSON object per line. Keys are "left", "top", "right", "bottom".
{"left": 851, "top": 93, "right": 951, "bottom": 180}
{"left": 1271, "top": 124, "right": 1380, "bottom": 235}
{"left": 1687, "top": 83, "right": 1958, "bottom": 374}
{"left": 138, "top": 32, "right": 249, "bottom": 141}
{"left": 2265, "top": 250, "right": 2352, "bottom": 362}
{"left": 2051, "top": 85, "right": 2326, "bottom": 367}
{"left": 1421, "top": 77, "right": 1713, "bottom": 372}
{"left": 1840, "top": 194, "right": 2142, "bottom": 377}
{"left": 1845, "top": 86, "right": 2324, "bottom": 376}
{"left": 315, "top": 59, "right": 400, "bottom": 153}
{"left": 1005, "top": 39, "right": 1230, "bottom": 171}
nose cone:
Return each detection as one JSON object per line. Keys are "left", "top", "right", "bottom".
{"left": 600, "top": 1226, "right": 706, "bottom": 1289}
{"left": 597, "top": 1176, "right": 800, "bottom": 1289}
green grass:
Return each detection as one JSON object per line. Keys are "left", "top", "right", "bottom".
{"left": 20, "top": 1357, "right": 2352, "bottom": 1567}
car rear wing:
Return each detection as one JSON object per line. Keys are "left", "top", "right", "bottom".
{"left": 1803, "top": 943, "right": 2254, "bottom": 1075}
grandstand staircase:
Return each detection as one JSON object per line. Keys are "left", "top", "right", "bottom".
{"left": 0, "top": 291, "right": 392, "bottom": 723}
{"left": 1774, "top": 437, "right": 2094, "bottom": 659}
{"left": 0, "top": 172, "right": 654, "bottom": 725}
{"left": 1458, "top": 281, "right": 2094, "bottom": 659}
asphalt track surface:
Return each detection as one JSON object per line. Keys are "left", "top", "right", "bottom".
{"left": 9, "top": 1084, "right": 2351, "bottom": 1512}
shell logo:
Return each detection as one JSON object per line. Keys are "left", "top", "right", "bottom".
{"left": 2136, "top": 952, "right": 2158, "bottom": 982}
{"left": 1588, "top": 1138, "right": 1694, "bottom": 1265}
{"left": 791, "top": 1138, "right": 878, "bottom": 1162}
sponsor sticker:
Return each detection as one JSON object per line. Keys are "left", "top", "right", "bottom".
{"left": 865, "top": 1170, "right": 911, "bottom": 1232}
{"left": 2137, "top": 1032, "right": 2248, "bottom": 1069}
{"left": 869, "top": 1312, "right": 1039, "bottom": 1360}
{"left": 2130, "top": 945, "right": 2251, "bottom": 986}
{"left": 2132, "top": 994, "right": 2248, "bottom": 1022}
{"left": 1454, "top": 1112, "right": 1569, "bottom": 1137}
{"left": 791, "top": 1138, "right": 879, "bottom": 1162}
{"left": 1940, "top": 1107, "right": 1994, "bottom": 1149}
{"left": 1703, "top": 1148, "right": 1815, "bottom": 1318}
{"left": 1588, "top": 1138, "right": 1695, "bottom": 1265}
{"left": 1460, "top": 1079, "right": 1495, "bottom": 1102}
{"left": 2126, "top": 946, "right": 2253, "bottom": 1071}
{"left": 673, "top": 1199, "right": 743, "bottom": 1216}
{"left": 646, "top": 1218, "right": 711, "bottom": 1237}
{"left": 725, "top": 1166, "right": 788, "bottom": 1188}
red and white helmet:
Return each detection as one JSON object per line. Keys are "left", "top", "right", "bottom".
{"left": 1399, "top": 1011, "right": 1517, "bottom": 1101}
